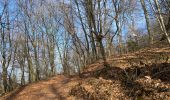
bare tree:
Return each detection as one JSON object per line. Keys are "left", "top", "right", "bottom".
{"left": 149, "top": 0, "right": 170, "bottom": 44}
{"left": 140, "top": 0, "right": 153, "bottom": 45}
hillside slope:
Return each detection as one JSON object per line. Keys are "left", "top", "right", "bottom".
{"left": 1, "top": 46, "right": 170, "bottom": 100}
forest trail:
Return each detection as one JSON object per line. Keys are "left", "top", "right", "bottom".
{"left": 1, "top": 75, "right": 80, "bottom": 100}
{"left": 1, "top": 46, "right": 170, "bottom": 100}
{"left": 0, "top": 0, "right": 170, "bottom": 99}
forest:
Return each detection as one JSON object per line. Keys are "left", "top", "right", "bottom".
{"left": 0, "top": 0, "right": 170, "bottom": 99}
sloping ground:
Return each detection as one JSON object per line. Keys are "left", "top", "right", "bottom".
{"left": 72, "top": 46, "right": 170, "bottom": 100}
{"left": 1, "top": 46, "right": 170, "bottom": 100}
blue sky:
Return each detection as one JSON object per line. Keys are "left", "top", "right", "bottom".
{"left": 0, "top": 0, "right": 150, "bottom": 83}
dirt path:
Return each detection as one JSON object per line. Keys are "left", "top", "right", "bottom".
{"left": 1, "top": 47, "right": 170, "bottom": 100}
{"left": 2, "top": 75, "right": 79, "bottom": 100}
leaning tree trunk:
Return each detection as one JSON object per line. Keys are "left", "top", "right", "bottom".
{"left": 140, "top": 0, "right": 153, "bottom": 45}
{"left": 153, "top": 0, "right": 170, "bottom": 44}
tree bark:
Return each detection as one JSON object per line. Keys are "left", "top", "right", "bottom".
{"left": 140, "top": 0, "right": 153, "bottom": 45}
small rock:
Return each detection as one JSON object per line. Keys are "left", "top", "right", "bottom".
{"left": 155, "top": 83, "right": 160, "bottom": 88}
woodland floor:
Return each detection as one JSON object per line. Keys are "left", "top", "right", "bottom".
{"left": 1, "top": 44, "right": 170, "bottom": 100}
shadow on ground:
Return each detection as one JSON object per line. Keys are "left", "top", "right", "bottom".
{"left": 77, "top": 62, "right": 170, "bottom": 99}
{"left": 5, "top": 85, "right": 27, "bottom": 100}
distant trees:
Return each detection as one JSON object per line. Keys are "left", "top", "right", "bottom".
{"left": 0, "top": 0, "right": 13, "bottom": 92}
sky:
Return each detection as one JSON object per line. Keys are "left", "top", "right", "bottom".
{"left": 0, "top": 0, "right": 149, "bottom": 83}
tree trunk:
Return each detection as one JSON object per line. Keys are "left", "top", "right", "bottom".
{"left": 140, "top": 0, "right": 153, "bottom": 45}
{"left": 99, "top": 39, "right": 109, "bottom": 68}
{"left": 153, "top": 0, "right": 170, "bottom": 44}
{"left": 34, "top": 47, "right": 40, "bottom": 81}
{"left": 2, "top": 66, "right": 8, "bottom": 92}
{"left": 21, "top": 62, "right": 25, "bottom": 85}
